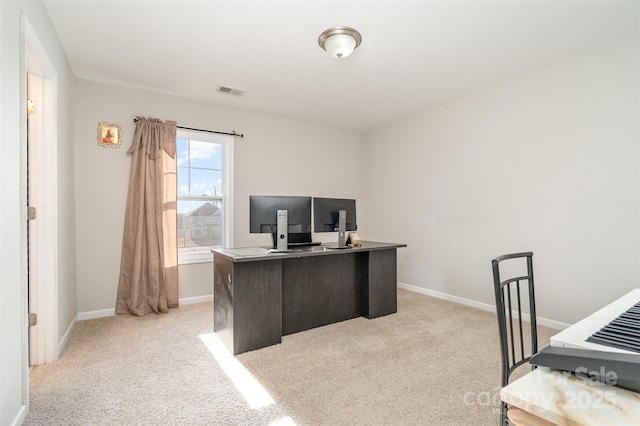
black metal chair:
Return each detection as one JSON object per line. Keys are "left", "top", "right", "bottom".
{"left": 491, "top": 252, "right": 538, "bottom": 426}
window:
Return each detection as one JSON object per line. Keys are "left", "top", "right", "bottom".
{"left": 176, "top": 129, "right": 233, "bottom": 264}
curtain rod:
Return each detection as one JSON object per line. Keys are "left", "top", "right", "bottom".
{"left": 133, "top": 118, "right": 244, "bottom": 138}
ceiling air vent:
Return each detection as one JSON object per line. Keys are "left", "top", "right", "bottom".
{"left": 217, "top": 86, "right": 245, "bottom": 97}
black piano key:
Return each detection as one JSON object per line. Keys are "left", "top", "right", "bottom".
{"left": 586, "top": 300, "right": 640, "bottom": 353}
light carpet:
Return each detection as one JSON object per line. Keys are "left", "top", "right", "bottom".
{"left": 24, "top": 289, "right": 554, "bottom": 425}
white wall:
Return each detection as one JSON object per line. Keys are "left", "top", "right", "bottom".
{"left": 74, "top": 79, "right": 365, "bottom": 313}
{"left": 364, "top": 38, "right": 639, "bottom": 325}
{"left": 1, "top": 1, "right": 76, "bottom": 424}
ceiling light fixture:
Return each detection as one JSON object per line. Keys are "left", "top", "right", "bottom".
{"left": 318, "top": 26, "right": 362, "bottom": 59}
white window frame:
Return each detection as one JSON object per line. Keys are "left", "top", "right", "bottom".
{"left": 177, "top": 129, "right": 234, "bottom": 264}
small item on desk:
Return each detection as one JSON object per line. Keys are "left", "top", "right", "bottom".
{"left": 346, "top": 232, "right": 361, "bottom": 247}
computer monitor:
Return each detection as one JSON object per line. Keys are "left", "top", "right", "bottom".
{"left": 249, "top": 195, "right": 313, "bottom": 251}
{"left": 313, "top": 197, "right": 357, "bottom": 248}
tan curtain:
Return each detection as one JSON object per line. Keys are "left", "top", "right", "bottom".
{"left": 116, "top": 117, "right": 178, "bottom": 316}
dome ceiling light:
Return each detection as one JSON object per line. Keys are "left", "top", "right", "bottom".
{"left": 318, "top": 26, "right": 362, "bottom": 59}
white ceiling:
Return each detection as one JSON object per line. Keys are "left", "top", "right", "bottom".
{"left": 43, "top": 0, "right": 639, "bottom": 133}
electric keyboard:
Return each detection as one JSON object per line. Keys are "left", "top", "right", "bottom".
{"left": 551, "top": 289, "right": 640, "bottom": 354}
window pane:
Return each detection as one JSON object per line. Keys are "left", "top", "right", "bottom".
{"left": 177, "top": 200, "right": 223, "bottom": 249}
{"left": 189, "top": 140, "right": 222, "bottom": 170}
{"left": 177, "top": 167, "right": 189, "bottom": 196}
{"left": 190, "top": 169, "right": 222, "bottom": 196}
{"left": 176, "top": 138, "right": 189, "bottom": 167}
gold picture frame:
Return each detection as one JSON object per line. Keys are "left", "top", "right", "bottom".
{"left": 97, "top": 122, "right": 122, "bottom": 148}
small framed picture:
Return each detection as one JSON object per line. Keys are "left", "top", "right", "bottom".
{"left": 97, "top": 122, "right": 122, "bottom": 148}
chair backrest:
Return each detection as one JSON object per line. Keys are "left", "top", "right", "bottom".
{"left": 491, "top": 252, "right": 538, "bottom": 388}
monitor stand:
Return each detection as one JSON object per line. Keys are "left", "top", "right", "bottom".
{"left": 334, "top": 209, "right": 351, "bottom": 250}
{"left": 268, "top": 209, "right": 292, "bottom": 253}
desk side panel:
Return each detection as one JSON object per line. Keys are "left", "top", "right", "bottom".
{"left": 214, "top": 254, "right": 282, "bottom": 355}
{"left": 233, "top": 260, "right": 283, "bottom": 354}
{"left": 214, "top": 255, "right": 234, "bottom": 351}
{"left": 365, "top": 248, "right": 398, "bottom": 318}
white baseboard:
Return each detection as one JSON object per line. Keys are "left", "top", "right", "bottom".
{"left": 534, "top": 316, "right": 568, "bottom": 331}
{"left": 58, "top": 314, "right": 78, "bottom": 356}
{"left": 77, "top": 308, "right": 115, "bottom": 321}
{"left": 398, "top": 282, "right": 568, "bottom": 331}
{"left": 10, "top": 404, "right": 27, "bottom": 426}
{"left": 77, "top": 286, "right": 568, "bottom": 330}
{"left": 77, "top": 294, "right": 214, "bottom": 321}
{"left": 180, "top": 294, "right": 213, "bottom": 305}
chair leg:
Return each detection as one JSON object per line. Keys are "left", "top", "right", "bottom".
{"left": 500, "top": 402, "right": 508, "bottom": 426}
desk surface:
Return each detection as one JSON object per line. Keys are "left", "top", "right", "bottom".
{"left": 213, "top": 240, "right": 407, "bottom": 263}
{"left": 500, "top": 368, "right": 640, "bottom": 425}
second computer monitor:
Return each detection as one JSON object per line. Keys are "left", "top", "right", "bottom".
{"left": 313, "top": 198, "right": 357, "bottom": 248}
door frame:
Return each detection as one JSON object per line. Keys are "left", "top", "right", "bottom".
{"left": 23, "top": 16, "right": 58, "bottom": 367}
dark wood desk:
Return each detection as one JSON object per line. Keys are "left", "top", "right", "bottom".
{"left": 212, "top": 241, "right": 406, "bottom": 354}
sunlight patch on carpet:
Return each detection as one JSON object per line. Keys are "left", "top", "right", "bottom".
{"left": 200, "top": 333, "right": 276, "bottom": 410}
{"left": 270, "top": 416, "right": 296, "bottom": 425}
